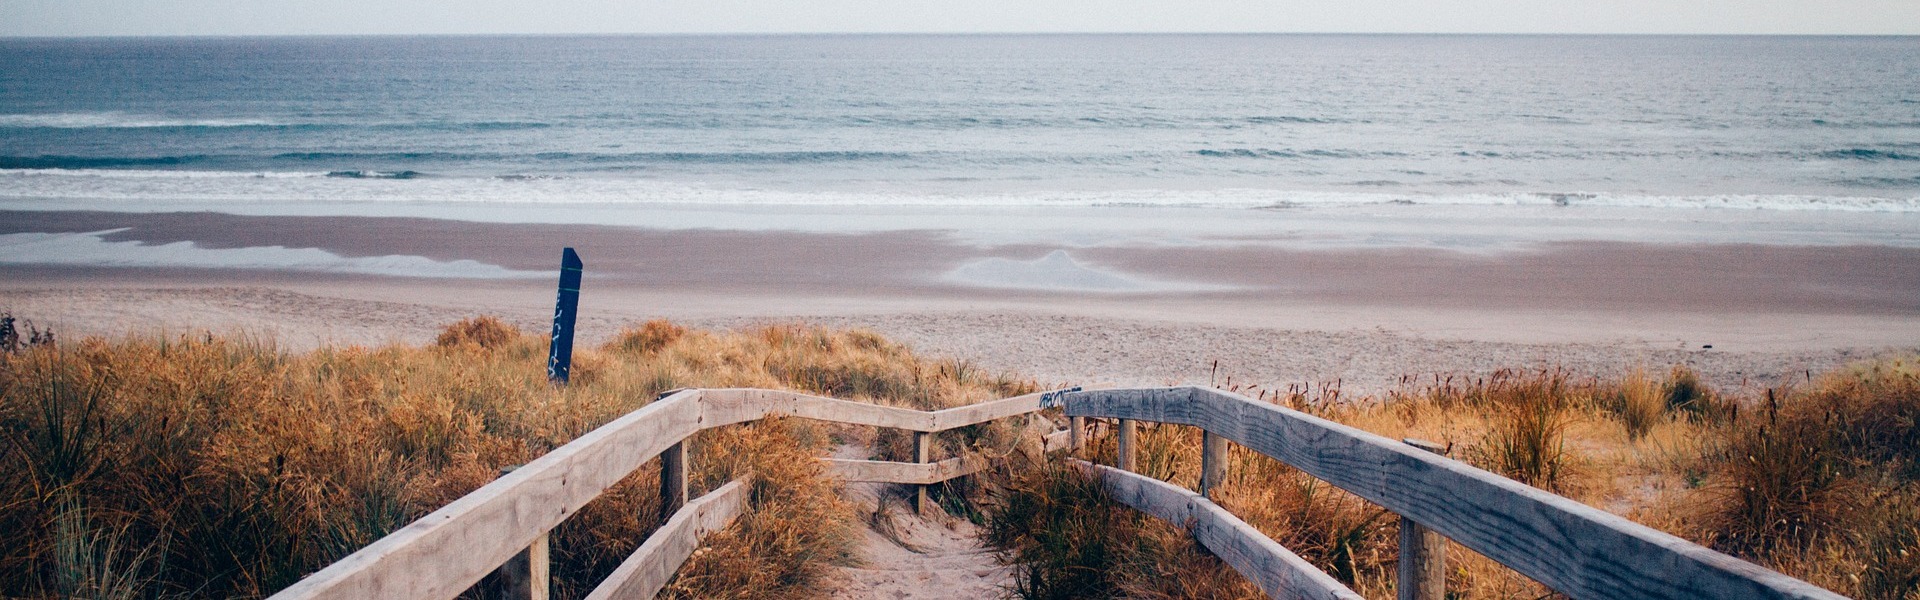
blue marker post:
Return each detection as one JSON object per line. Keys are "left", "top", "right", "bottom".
{"left": 547, "top": 247, "right": 583, "bottom": 385}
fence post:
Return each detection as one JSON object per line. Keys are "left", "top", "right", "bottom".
{"left": 486, "top": 533, "right": 550, "bottom": 600}
{"left": 1398, "top": 438, "right": 1448, "bottom": 600}
{"left": 1116, "top": 418, "right": 1137, "bottom": 472}
{"left": 1068, "top": 416, "right": 1086, "bottom": 451}
{"left": 1199, "top": 430, "right": 1227, "bottom": 498}
{"left": 913, "top": 431, "right": 932, "bottom": 515}
{"left": 482, "top": 466, "right": 549, "bottom": 600}
{"left": 660, "top": 441, "right": 688, "bottom": 524}
{"left": 546, "top": 248, "right": 584, "bottom": 385}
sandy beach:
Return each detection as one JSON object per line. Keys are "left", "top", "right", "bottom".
{"left": 5, "top": 209, "right": 1915, "bottom": 396}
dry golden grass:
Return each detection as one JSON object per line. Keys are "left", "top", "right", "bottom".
{"left": 0, "top": 317, "right": 1034, "bottom": 600}
{"left": 981, "top": 458, "right": 1262, "bottom": 600}
{"left": 986, "top": 360, "right": 1920, "bottom": 600}
{"left": 7, "top": 310, "right": 1914, "bottom": 600}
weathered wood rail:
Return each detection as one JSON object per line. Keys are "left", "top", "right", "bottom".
{"left": 264, "top": 388, "right": 1063, "bottom": 600}
{"left": 581, "top": 479, "right": 748, "bottom": 600}
{"left": 1059, "top": 387, "right": 1845, "bottom": 600}
{"left": 267, "top": 386, "right": 1845, "bottom": 600}
{"left": 1079, "top": 460, "right": 1362, "bottom": 600}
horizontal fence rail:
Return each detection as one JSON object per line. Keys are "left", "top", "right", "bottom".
{"left": 827, "top": 429, "right": 1074, "bottom": 484}
{"left": 826, "top": 455, "right": 986, "bottom": 485}
{"left": 1077, "top": 460, "right": 1362, "bottom": 600}
{"left": 697, "top": 388, "right": 1054, "bottom": 432}
{"left": 1060, "top": 387, "right": 1844, "bottom": 600}
{"left": 583, "top": 478, "right": 748, "bottom": 600}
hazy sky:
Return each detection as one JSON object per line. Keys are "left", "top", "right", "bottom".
{"left": 4, "top": 0, "right": 1919, "bottom": 37}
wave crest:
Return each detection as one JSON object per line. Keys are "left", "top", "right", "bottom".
{"left": 1818, "top": 148, "right": 1920, "bottom": 161}
{"left": 0, "top": 113, "right": 279, "bottom": 129}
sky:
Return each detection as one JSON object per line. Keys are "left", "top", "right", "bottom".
{"left": 3, "top": 0, "right": 1919, "bottom": 37}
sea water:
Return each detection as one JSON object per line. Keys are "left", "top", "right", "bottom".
{"left": 1, "top": 34, "right": 1917, "bottom": 214}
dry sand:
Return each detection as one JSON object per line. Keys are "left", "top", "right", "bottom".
{"left": 832, "top": 505, "right": 1008, "bottom": 600}
{"left": 6, "top": 212, "right": 1918, "bottom": 391}
{"left": 827, "top": 444, "right": 1013, "bottom": 599}
{"left": 0, "top": 281, "right": 1906, "bottom": 396}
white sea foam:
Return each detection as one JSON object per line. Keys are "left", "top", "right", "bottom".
{"left": 0, "top": 112, "right": 280, "bottom": 129}
{"left": 0, "top": 229, "right": 545, "bottom": 279}
{"left": 1, "top": 168, "right": 1916, "bottom": 213}
{"left": 3, "top": 168, "right": 325, "bottom": 179}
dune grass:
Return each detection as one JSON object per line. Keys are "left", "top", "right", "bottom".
{"left": 983, "top": 360, "right": 1920, "bottom": 600}
{"left": 0, "top": 317, "right": 1034, "bottom": 600}
{"left": 7, "top": 310, "right": 1914, "bottom": 600}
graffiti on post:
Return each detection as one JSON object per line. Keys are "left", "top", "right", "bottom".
{"left": 547, "top": 247, "right": 583, "bottom": 385}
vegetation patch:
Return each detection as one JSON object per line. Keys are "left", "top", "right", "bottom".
{"left": 985, "top": 360, "right": 1920, "bottom": 600}
{"left": 0, "top": 317, "right": 1030, "bottom": 599}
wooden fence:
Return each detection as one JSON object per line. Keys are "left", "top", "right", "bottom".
{"left": 265, "top": 386, "right": 1845, "bottom": 600}
{"left": 1060, "top": 387, "right": 1844, "bottom": 600}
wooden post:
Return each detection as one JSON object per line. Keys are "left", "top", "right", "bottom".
{"left": 487, "top": 532, "right": 549, "bottom": 600}
{"left": 913, "top": 431, "right": 932, "bottom": 515}
{"left": 1068, "top": 416, "right": 1085, "bottom": 451}
{"left": 660, "top": 441, "right": 688, "bottom": 525}
{"left": 546, "top": 248, "right": 584, "bottom": 385}
{"left": 1116, "top": 418, "right": 1137, "bottom": 472}
{"left": 1398, "top": 438, "right": 1447, "bottom": 600}
{"left": 1199, "top": 430, "right": 1227, "bottom": 498}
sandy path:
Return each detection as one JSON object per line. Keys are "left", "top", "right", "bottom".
{"left": 828, "top": 446, "right": 1012, "bottom": 600}
{"left": 831, "top": 500, "right": 1011, "bottom": 600}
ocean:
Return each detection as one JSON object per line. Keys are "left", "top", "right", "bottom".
{"left": 2, "top": 34, "right": 1917, "bottom": 214}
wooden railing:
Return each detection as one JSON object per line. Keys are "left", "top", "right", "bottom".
{"left": 263, "top": 388, "right": 1064, "bottom": 600}
{"left": 1078, "top": 460, "right": 1361, "bottom": 600}
{"left": 1059, "top": 387, "right": 1844, "bottom": 600}
{"left": 267, "top": 386, "right": 1844, "bottom": 600}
